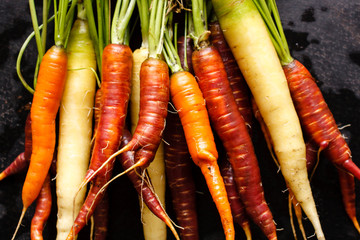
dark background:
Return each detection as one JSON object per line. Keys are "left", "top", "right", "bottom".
{"left": 0, "top": 0, "right": 359, "bottom": 239}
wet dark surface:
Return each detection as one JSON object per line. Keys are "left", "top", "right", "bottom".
{"left": 0, "top": 0, "right": 359, "bottom": 239}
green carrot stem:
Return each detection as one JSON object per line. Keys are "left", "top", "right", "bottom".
{"left": 111, "top": 0, "right": 136, "bottom": 44}
{"left": 29, "top": 0, "right": 44, "bottom": 62}
{"left": 17, "top": 15, "right": 56, "bottom": 93}
{"left": 137, "top": 0, "right": 150, "bottom": 48}
{"left": 191, "top": 0, "right": 210, "bottom": 48}
{"left": 148, "top": 0, "right": 167, "bottom": 58}
{"left": 252, "top": 0, "right": 293, "bottom": 65}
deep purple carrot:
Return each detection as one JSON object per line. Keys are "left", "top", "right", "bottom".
{"left": 164, "top": 110, "right": 199, "bottom": 240}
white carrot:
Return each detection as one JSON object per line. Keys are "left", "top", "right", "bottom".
{"left": 211, "top": 0, "right": 325, "bottom": 239}
{"left": 55, "top": 10, "right": 96, "bottom": 240}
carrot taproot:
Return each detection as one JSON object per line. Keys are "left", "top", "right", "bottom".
{"left": 337, "top": 169, "right": 360, "bottom": 233}
{"left": 219, "top": 158, "right": 252, "bottom": 240}
{"left": 119, "top": 129, "right": 179, "bottom": 239}
{"left": 164, "top": 110, "right": 199, "bottom": 240}
{"left": 0, "top": 152, "right": 27, "bottom": 181}
{"left": 55, "top": 10, "right": 97, "bottom": 239}
{"left": 209, "top": 21, "right": 253, "bottom": 132}
{"left": 192, "top": 45, "right": 276, "bottom": 240}
{"left": 92, "top": 192, "right": 109, "bottom": 240}
{"left": 30, "top": 174, "right": 52, "bottom": 240}
{"left": 211, "top": 0, "right": 324, "bottom": 238}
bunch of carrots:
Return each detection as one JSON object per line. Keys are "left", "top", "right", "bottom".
{"left": 0, "top": 0, "right": 359, "bottom": 239}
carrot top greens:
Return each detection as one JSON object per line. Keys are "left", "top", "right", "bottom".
{"left": 148, "top": 0, "right": 167, "bottom": 58}
{"left": 111, "top": 0, "right": 136, "bottom": 45}
{"left": 252, "top": 0, "right": 293, "bottom": 65}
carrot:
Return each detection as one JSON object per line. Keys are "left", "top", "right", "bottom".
{"left": 55, "top": 6, "right": 97, "bottom": 239}
{"left": 283, "top": 60, "right": 360, "bottom": 178}
{"left": 88, "top": 0, "right": 170, "bottom": 182}
{"left": 337, "top": 169, "right": 360, "bottom": 233}
{"left": 192, "top": 44, "right": 276, "bottom": 240}
{"left": 163, "top": 30, "right": 199, "bottom": 240}
{"left": 66, "top": 161, "right": 114, "bottom": 240}
{"left": 66, "top": 1, "right": 135, "bottom": 238}
{"left": 92, "top": 192, "right": 109, "bottom": 240}
{"left": 211, "top": 0, "right": 324, "bottom": 238}
{"left": 12, "top": 0, "right": 75, "bottom": 237}
{"left": 219, "top": 158, "right": 252, "bottom": 240}
{"left": 190, "top": 4, "right": 276, "bottom": 237}
{"left": 14, "top": 44, "right": 67, "bottom": 237}
{"left": 30, "top": 174, "right": 52, "bottom": 240}
{"left": 0, "top": 152, "right": 27, "bottom": 181}
{"left": 119, "top": 129, "right": 179, "bottom": 239}
{"left": 209, "top": 21, "right": 253, "bottom": 132}
{"left": 164, "top": 110, "right": 199, "bottom": 240}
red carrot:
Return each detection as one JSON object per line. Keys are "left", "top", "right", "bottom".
{"left": 192, "top": 45, "right": 276, "bottom": 240}
{"left": 119, "top": 128, "right": 179, "bottom": 239}
{"left": 219, "top": 158, "right": 252, "bottom": 240}
{"left": 283, "top": 60, "right": 360, "bottom": 179}
{"left": 83, "top": 43, "right": 132, "bottom": 183}
{"left": 92, "top": 192, "right": 109, "bottom": 240}
{"left": 90, "top": 57, "right": 170, "bottom": 180}
{"left": 66, "top": 43, "right": 132, "bottom": 240}
{"left": 209, "top": 21, "right": 253, "bottom": 132}
{"left": 30, "top": 174, "right": 52, "bottom": 240}
{"left": 164, "top": 110, "right": 199, "bottom": 240}
{"left": 338, "top": 169, "right": 360, "bottom": 233}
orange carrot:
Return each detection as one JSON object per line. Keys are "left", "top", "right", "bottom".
{"left": 170, "top": 70, "right": 234, "bottom": 240}
{"left": 30, "top": 174, "right": 52, "bottom": 240}
{"left": 13, "top": 46, "right": 67, "bottom": 234}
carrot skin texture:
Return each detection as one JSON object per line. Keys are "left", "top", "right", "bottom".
{"left": 30, "top": 174, "right": 52, "bottom": 240}
{"left": 23, "top": 45, "right": 67, "bottom": 208}
{"left": 93, "top": 192, "right": 109, "bottom": 240}
{"left": 283, "top": 59, "right": 360, "bottom": 178}
{"left": 192, "top": 46, "right": 276, "bottom": 240}
{"left": 85, "top": 44, "right": 132, "bottom": 180}
{"left": 120, "top": 58, "right": 169, "bottom": 168}
{"left": 164, "top": 110, "right": 199, "bottom": 240}
{"left": 338, "top": 169, "right": 360, "bottom": 233}
{"left": 219, "top": 158, "right": 252, "bottom": 239}
{"left": 209, "top": 21, "right": 253, "bottom": 132}
{"left": 66, "top": 167, "right": 112, "bottom": 240}
{"left": 170, "top": 70, "right": 234, "bottom": 240}
{"left": 119, "top": 129, "right": 177, "bottom": 234}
